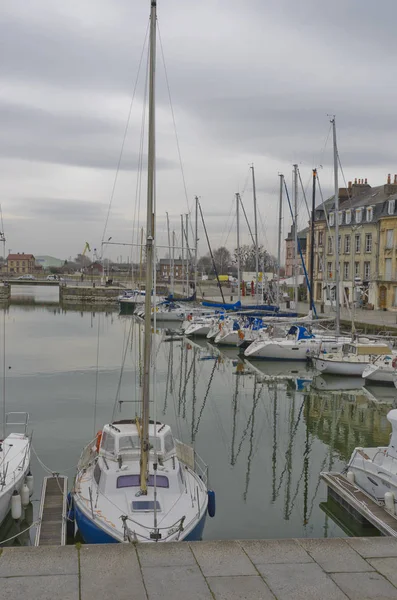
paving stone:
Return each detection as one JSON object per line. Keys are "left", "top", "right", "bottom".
{"left": 142, "top": 564, "right": 212, "bottom": 600}
{"left": 331, "top": 571, "right": 397, "bottom": 600}
{"left": 207, "top": 575, "right": 276, "bottom": 600}
{"left": 241, "top": 539, "right": 313, "bottom": 565}
{"left": 80, "top": 544, "right": 146, "bottom": 600}
{"left": 346, "top": 538, "right": 397, "bottom": 558}
{"left": 190, "top": 540, "right": 257, "bottom": 577}
{"left": 137, "top": 542, "right": 196, "bottom": 567}
{"left": 257, "top": 562, "right": 348, "bottom": 600}
{"left": 0, "top": 545, "right": 78, "bottom": 577}
{"left": 299, "top": 538, "right": 373, "bottom": 572}
{"left": 0, "top": 574, "right": 79, "bottom": 600}
{"left": 368, "top": 558, "right": 397, "bottom": 588}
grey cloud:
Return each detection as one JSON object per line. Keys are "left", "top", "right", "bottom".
{"left": 15, "top": 198, "right": 108, "bottom": 222}
{"left": 0, "top": 101, "right": 177, "bottom": 171}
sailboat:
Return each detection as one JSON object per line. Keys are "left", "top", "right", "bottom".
{"left": 72, "top": 1, "right": 213, "bottom": 544}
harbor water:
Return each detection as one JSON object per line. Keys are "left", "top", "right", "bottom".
{"left": 0, "top": 286, "right": 395, "bottom": 545}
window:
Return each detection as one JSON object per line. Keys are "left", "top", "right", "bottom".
{"left": 94, "top": 463, "right": 101, "bottom": 485}
{"left": 318, "top": 231, "right": 323, "bottom": 247}
{"left": 338, "top": 211, "right": 343, "bottom": 225}
{"left": 119, "top": 436, "right": 139, "bottom": 451}
{"left": 366, "top": 207, "right": 373, "bottom": 222}
{"left": 316, "top": 282, "right": 322, "bottom": 300}
{"left": 148, "top": 475, "right": 169, "bottom": 488}
{"left": 317, "top": 255, "right": 323, "bottom": 272}
{"left": 327, "top": 236, "right": 333, "bottom": 254}
{"left": 338, "top": 235, "right": 341, "bottom": 253}
{"left": 344, "top": 235, "right": 351, "bottom": 254}
{"left": 100, "top": 431, "right": 115, "bottom": 454}
{"left": 164, "top": 433, "right": 174, "bottom": 453}
{"left": 345, "top": 210, "right": 351, "bottom": 224}
{"left": 365, "top": 233, "right": 372, "bottom": 252}
{"left": 385, "top": 258, "right": 392, "bottom": 280}
{"left": 389, "top": 199, "right": 396, "bottom": 215}
{"left": 355, "top": 234, "right": 361, "bottom": 253}
{"left": 132, "top": 501, "right": 161, "bottom": 511}
{"left": 343, "top": 262, "right": 349, "bottom": 280}
{"left": 364, "top": 261, "right": 370, "bottom": 280}
{"left": 394, "top": 287, "right": 397, "bottom": 307}
{"left": 355, "top": 208, "right": 362, "bottom": 223}
{"left": 327, "top": 262, "right": 332, "bottom": 279}
{"left": 329, "top": 213, "right": 335, "bottom": 226}
{"left": 117, "top": 474, "right": 169, "bottom": 489}
{"left": 354, "top": 262, "right": 360, "bottom": 277}
{"left": 386, "top": 229, "right": 394, "bottom": 249}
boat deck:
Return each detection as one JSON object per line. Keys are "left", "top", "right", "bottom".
{"left": 35, "top": 476, "right": 68, "bottom": 546}
{"left": 321, "top": 471, "right": 397, "bottom": 536}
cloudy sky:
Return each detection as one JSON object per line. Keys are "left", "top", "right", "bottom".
{"left": 2, "top": 0, "right": 397, "bottom": 264}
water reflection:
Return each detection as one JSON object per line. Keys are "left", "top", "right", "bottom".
{"left": 1, "top": 306, "right": 396, "bottom": 544}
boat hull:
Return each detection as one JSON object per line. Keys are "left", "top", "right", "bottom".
{"left": 314, "top": 358, "right": 366, "bottom": 376}
{"left": 245, "top": 341, "right": 320, "bottom": 361}
{"left": 74, "top": 501, "right": 207, "bottom": 544}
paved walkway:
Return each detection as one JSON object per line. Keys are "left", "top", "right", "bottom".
{"left": 3, "top": 537, "right": 397, "bottom": 599}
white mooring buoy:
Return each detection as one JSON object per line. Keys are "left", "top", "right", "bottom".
{"left": 21, "top": 483, "right": 30, "bottom": 507}
{"left": 385, "top": 492, "right": 395, "bottom": 515}
{"left": 26, "top": 471, "right": 34, "bottom": 496}
{"left": 11, "top": 490, "right": 22, "bottom": 520}
{"left": 346, "top": 471, "right": 355, "bottom": 484}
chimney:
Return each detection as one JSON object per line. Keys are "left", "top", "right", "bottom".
{"left": 365, "top": 178, "right": 368, "bottom": 184}
{"left": 388, "top": 174, "right": 391, "bottom": 184}
{"left": 348, "top": 181, "right": 352, "bottom": 189}
{"left": 354, "top": 178, "right": 357, "bottom": 184}
{"left": 394, "top": 174, "right": 397, "bottom": 184}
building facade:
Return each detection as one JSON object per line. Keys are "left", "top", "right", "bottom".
{"left": 285, "top": 225, "right": 308, "bottom": 277}
{"left": 308, "top": 175, "right": 397, "bottom": 310}
{"left": 158, "top": 258, "right": 185, "bottom": 281}
{"left": 5, "top": 253, "right": 37, "bottom": 275}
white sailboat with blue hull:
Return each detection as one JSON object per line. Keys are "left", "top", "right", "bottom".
{"left": 72, "top": 0, "right": 214, "bottom": 544}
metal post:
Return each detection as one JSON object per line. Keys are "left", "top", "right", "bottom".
{"left": 185, "top": 213, "right": 189, "bottom": 294}
{"left": 180, "top": 214, "right": 184, "bottom": 294}
{"left": 236, "top": 193, "right": 241, "bottom": 303}
{"left": 309, "top": 169, "right": 316, "bottom": 312}
{"left": 277, "top": 174, "right": 283, "bottom": 306}
{"left": 251, "top": 165, "right": 259, "bottom": 301}
{"left": 293, "top": 164, "right": 298, "bottom": 307}
{"left": 331, "top": 118, "right": 340, "bottom": 336}
{"left": 194, "top": 196, "right": 198, "bottom": 295}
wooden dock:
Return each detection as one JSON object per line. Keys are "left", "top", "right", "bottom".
{"left": 321, "top": 471, "right": 397, "bottom": 536}
{"left": 35, "top": 475, "right": 68, "bottom": 546}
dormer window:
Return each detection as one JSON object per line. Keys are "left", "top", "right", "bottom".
{"left": 338, "top": 211, "right": 343, "bottom": 225}
{"left": 355, "top": 208, "right": 362, "bottom": 223}
{"left": 366, "top": 207, "right": 373, "bottom": 222}
{"left": 389, "top": 199, "right": 396, "bottom": 215}
{"left": 329, "top": 213, "right": 335, "bottom": 226}
{"left": 345, "top": 210, "right": 351, "bottom": 225}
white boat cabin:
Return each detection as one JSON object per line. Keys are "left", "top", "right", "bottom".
{"left": 98, "top": 421, "right": 176, "bottom": 463}
{"left": 341, "top": 343, "right": 392, "bottom": 357}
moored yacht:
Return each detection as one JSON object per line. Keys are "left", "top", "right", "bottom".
{"left": 314, "top": 340, "right": 393, "bottom": 376}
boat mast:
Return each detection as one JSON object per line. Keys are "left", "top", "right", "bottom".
{"left": 277, "top": 174, "right": 283, "bottom": 306}
{"left": 293, "top": 164, "right": 298, "bottom": 307}
{"left": 185, "top": 213, "right": 189, "bottom": 294}
{"left": 251, "top": 165, "right": 259, "bottom": 301}
{"left": 166, "top": 212, "right": 171, "bottom": 294}
{"left": 140, "top": 0, "right": 157, "bottom": 495}
{"left": 180, "top": 214, "right": 184, "bottom": 294}
{"left": 331, "top": 117, "right": 340, "bottom": 336}
{"left": 309, "top": 169, "right": 316, "bottom": 313}
{"left": 236, "top": 193, "right": 241, "bottom": 303}
{"left": 171, "top": 230, "right": 175, "bottom": 297}
{"left": 194, "top": 196, "right": 198, "bottom": 294}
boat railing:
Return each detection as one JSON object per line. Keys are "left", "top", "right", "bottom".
{"left": 77, "top": 438, "right": 97, "bottom": 471}
{"left": 175, "top": 439, "right": 208, "bottom": 487}
{"left": 5, "top": 412, "right": 29, "bottom": 435}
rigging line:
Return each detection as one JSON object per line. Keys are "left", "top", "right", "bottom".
{"left": 93, "top": 313, "right": 102, "bottom": 438}
{"left": 100, "top": 20, "right": 150, "bottom": 249}
{"left": 240, "top": 167, "right": 251, "bottom": 199}
{"left": 193, "top": 358, "right": 218, "bottom": 436}
{"left": 297, "top": 168, "right": 310, "bottom": 219}
{"left": 131, "top": 41, "right": 151, "bottom": 276}
{"left": 157, "top": 24, "right": 194, "bottom": 239}
{"left": 239, "top": 196, "right": 255, "bottom": 246}
{"left": 111, "top": 319, "right": 134, "bottom": 422}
